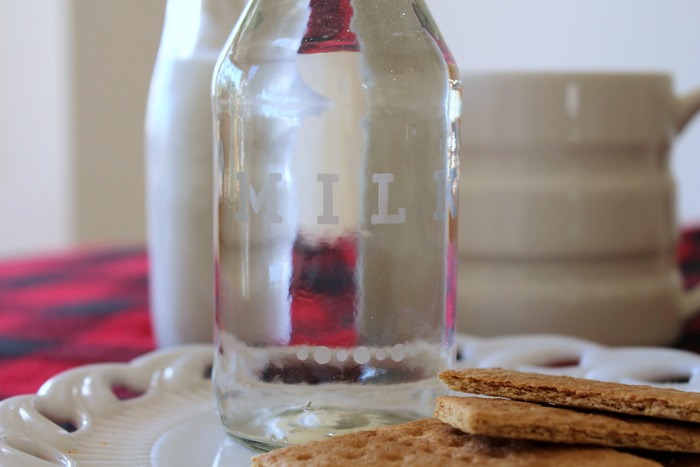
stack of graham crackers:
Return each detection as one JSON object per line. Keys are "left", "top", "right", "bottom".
{"left": 253, "top": 368, "right": 700, "bottom": 466}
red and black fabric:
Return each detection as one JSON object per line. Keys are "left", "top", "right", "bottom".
{"left": 0, "top": 247, "right": 153, "bottom": 399}
{"left": 676, "top": 227, "right": 700, "bottom": 352}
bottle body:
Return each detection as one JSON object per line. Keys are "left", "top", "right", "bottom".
{"left": 146, "top": 0, "right": 246, "bottom": 346}
{"left": 213, "top": 0, "right": 460, "bottom": 450}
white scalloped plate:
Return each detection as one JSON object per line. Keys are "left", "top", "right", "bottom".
{"left": 1, "top": 334, "right": 700, "bottom": 466}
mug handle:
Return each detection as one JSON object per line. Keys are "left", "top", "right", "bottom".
{"left": 676, "top": 88, "right": 700, "bottom": 318}
{"left": 675, "top": 88, "right": 700, "bottom": 132}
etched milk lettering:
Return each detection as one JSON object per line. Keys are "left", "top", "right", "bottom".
{"left": 235, "top": 172, "right": 283, "bottom": 223}
{"left": 433, "top": 169, "right": 458, "bottom": 220}
{"left": 234, "top": 171, "right": 454, "bottom": 225}
{"left": 317, "top": 173, "right": 340, "bottom": 225}
{"left": 371, "top": 173, "right": 406, "bottom": 225}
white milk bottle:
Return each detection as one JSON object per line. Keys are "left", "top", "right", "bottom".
{"left": 146, "top": 0, "right": 246, "bottom": 347}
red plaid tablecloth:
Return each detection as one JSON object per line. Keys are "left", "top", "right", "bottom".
{"left": 0, "top": 247, "right": 154, "bottom": 399}
{"left": 1, "top": 229, "right": 700, "bottom": 400}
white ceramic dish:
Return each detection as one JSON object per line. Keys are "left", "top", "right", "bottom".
{"left": 1, "top": 334, "right": 699, "bottom": 466}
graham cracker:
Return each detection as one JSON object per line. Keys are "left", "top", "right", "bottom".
{"left": 251, "top": 417, "right": 660, "bottom": 466}
{"left": 435, "top": 395, "right": 700, "bottom": 453}
{"left": 439, "top": 368, "right": 700, "bottom": 422}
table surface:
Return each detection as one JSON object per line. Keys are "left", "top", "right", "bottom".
{"left": 1, "top": 228, "right": 700, "bottom": 401}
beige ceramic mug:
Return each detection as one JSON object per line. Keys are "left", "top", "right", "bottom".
{"left": 457, "top": 72, "right": 700, "bottom": 346}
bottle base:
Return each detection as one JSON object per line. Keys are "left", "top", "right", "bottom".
{"left": 223, "top": 404, "right": 423, "bottom": 452}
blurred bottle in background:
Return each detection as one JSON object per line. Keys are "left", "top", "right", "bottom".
{"left": 146, "top": 0, "right": 247, "bottom": 347}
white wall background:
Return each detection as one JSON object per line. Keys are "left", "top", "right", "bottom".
{"left": 0, "top": 0, "right": 72, "bottom": 256}
{"left": 0, "top": 0, "right": 699, "bottom": 258}
{"left": 0, "top": 0, "right": 165, "bottom": 258}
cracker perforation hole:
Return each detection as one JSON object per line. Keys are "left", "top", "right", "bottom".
{"left": 381, "top": 452, "right": 402, "bottom": 461}
{"left": 403, "top": 426, "right": 425, "bottom": 437}
{"left": 344, "top": 439, "right": 366, "bottom": 449}
{"left": 338, "top": 450, "right": 361, "bottom": 460}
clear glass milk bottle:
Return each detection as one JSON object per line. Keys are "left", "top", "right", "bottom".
{"left": 146, "top": 0, "right": 246, "bottom": 347}
{"left": 212, "top": 0, "right": 461, "bottom": 451}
